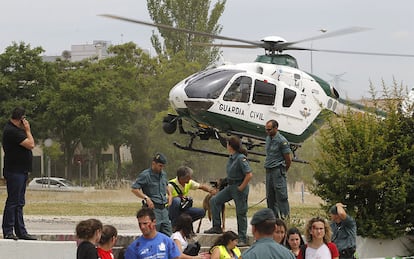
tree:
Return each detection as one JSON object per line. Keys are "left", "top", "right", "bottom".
{"left": 0, "top": 42, "right": 54, "bottom": 139}
{"left": 312, "top": 81, "right": 414, "bottom": 238}
{"left": 147, "top": 0, "right": 226, "bottom": 66}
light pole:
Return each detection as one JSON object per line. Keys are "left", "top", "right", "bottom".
{"left": 310, "top": 29, "right": 327, "bottom": 74}
{"left": 44, "top": 138, "right": 53, "bottom": 188}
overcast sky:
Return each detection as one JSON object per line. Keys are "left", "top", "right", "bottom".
{"left": 2, "top": 0, "right": 414, "bottom": 99}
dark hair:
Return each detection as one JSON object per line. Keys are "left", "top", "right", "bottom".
{"left": 99, "top": 225, "right": 118, "bottom": 245}
{"left": 173, "top": 213, "right": 193, "bottom": 238}
{"left": 286, "top": 227, "right": 305, "bottom": 250}
{"left": 137, "top": 207, "right": 156, "bottom": 221}
{"left": 11, "top": 107, "right": 26, "bottom": 120}
{"left": 227, "top": 136, "right": 248, "bottom": 156}
{"left": 266, "top": 119, "right": 279, "bottom": 128}
{"left": 211, "top": 231, "right": 238, "bottom": 250}
{"left": 176, "top": 166, "right": 193, "bottom": 179}
{"left": 275, "top": 218, "right": 288, "bottom": 244}
{"left": 255, "top": 219, "right": 276, "bottom": 235}
{"left": 76, "top": 218, "right": 103, "bottom": 240}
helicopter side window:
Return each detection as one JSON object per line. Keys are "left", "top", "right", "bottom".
{"left": 283, "top": 88, "right": 297, "bottom": 107}
{"left": 252, "top": 79, "right": 276, "bottom": 105}
{"left": 223, "top": 76, "right": 252, "bottom": 103}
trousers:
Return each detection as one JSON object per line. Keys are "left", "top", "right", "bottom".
{"left": 210, "top": 184, "right": 249, "bottom": 242}
{"left": 2, "top": 170, "right": 29, "bottom": 236}
{"left": 266, "top": 166, "right": 289, "bottom": 218}
{"left": 169, "top": 197, "right": 205, "bottom": 227}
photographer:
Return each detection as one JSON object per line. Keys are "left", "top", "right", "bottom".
{"left": 168, "top": 166, "right": 215, "bottom": 227}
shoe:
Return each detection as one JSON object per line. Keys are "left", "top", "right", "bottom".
{"left": 238, "top": 241, "right": 249, "bottom": 247}
{"left": 18, "top": 234, "right": 37, "bottom": 240}
{"left": 4, "top": 234, "right": 18, "bottom": 240}
{"left": 204, "top": 227, "right": 223, "bottom": 234}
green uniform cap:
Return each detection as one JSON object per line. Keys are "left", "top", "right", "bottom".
{"left": 251, "top": 208, "right": 276, "bottom": 225}
{"left": 329, "top": 205, "right": 338, "bottom": 215}
{"left": 153, "top": 152, "right": 167, "bottom": 164}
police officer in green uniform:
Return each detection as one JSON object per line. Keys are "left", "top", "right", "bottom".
{"left": 330, "top": 203, "right": 357, "bottom": 259}
{"left": 131, "top": 152, "right": 172, "bottom": 236}
{"left": 205, "top": 136, "right": 253, "bottom": 247}
{"left": 241, "top": 208, "right": 295, "bottom": 259}
{"left": 264, "top": 119, "right": 292, "bottom": 219}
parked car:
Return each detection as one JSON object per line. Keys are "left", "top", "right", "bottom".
{"left": 27, "top": 177, "right": 86, "bottom": 191}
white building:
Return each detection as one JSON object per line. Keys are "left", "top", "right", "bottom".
{"left": 70, "top": 40, "right": 112, "bottom": 62}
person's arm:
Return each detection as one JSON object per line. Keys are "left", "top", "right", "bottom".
{"left": 198, "top": 184, "right": 215, "bottom": 195}
{"left": 210, "top": 246, "right": 220, "bottom": 259}
{"left": 20, "top": 118, "right": 35, "bottom": 150}
{"left": 336, "top": 203, "right": 347, "bottom": 220}
{"left": 238, "top": 172, "right": 253, "bottom": 192}
{"left": 167, "top": 185, "right": 173, "bottom": 206}
{"left": 131, "top": 188, "right": 154, "bottom": 209}
{"left": 284, "top": 153, "right": 292, "bottom": 171}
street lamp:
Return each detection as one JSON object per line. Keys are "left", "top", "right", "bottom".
{"left": 44, "top": 138, "right": 53, "bottom": 188}
{"left": 310, "top": 29, "right": 327, "bottom": 74}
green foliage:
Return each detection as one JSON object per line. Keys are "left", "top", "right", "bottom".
{"left": 312, "top": 82, "right": 414, "bottom": 239}
{"left": 0, "top": 42, "right": 55, "bottom": 139}
{"left": 146, "top": 0, "right": 226, "bottom": 66}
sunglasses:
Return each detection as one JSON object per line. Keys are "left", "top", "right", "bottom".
{"left": 265, "top": 128, "right": 273, "bottom": 131}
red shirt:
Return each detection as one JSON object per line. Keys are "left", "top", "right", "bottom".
{"left": 97, "top": 247, "right": 114, "bottom": 259}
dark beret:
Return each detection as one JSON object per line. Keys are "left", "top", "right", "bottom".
{"left": 329, "top": 205, "right": 338, "bottom": 215}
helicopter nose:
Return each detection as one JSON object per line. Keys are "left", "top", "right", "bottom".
{"left": 184, "top": 101, "right": 214, "bottom": 114}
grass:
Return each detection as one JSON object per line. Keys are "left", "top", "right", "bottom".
{"left": 0, "top": 183, "right": 325, "bottom": 227}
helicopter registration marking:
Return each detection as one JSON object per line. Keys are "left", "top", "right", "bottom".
{"left": 218, "top": 104, "right": 245, "bottom": 115}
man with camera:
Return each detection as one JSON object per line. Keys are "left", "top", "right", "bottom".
{"left": 330, "top": 203, "right": 357, "bottom": 259}
{"left": 168, "top": 166, "right": 215, "bottom": 227}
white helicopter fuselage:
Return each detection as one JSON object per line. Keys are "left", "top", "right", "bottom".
{"left": 169, "top": 61, "right": 346, "bottom": 142}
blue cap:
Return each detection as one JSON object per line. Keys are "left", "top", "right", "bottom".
{"left": 153, "top": 152, "right": 167, "bottom": 164}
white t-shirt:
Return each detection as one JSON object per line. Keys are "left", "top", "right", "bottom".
{"left": 171, "top": 231, "right": 188, "bottom": 250}
{"left": 305, "top": 243, "right": 331, "bottom": 259}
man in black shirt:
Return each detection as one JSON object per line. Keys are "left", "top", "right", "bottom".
{"left": 2, "top": 107, "right": 36, "bottom": 240}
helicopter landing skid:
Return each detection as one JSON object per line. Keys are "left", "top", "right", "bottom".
{"left": 173, "top": 142, "right": 261, "bottom": 163}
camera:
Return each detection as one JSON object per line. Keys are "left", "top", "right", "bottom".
{"left": 180, "top": 196, "right": 193, "bottom": 210}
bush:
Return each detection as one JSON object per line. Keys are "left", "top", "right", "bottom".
{"left": 312, "top": 83, "right": 414, "bottom": 239}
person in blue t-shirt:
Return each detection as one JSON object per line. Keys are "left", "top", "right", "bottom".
{"left": 125, "top": 207, "right": 181, "bottom": 259}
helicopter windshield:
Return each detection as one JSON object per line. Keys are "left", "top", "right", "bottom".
{"left": 185, "top": 69, "right": 243, "bottom": 99}
{"left": 255, "top": 54, "right": 298, "bottom": 68}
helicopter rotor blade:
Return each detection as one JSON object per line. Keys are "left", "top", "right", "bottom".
{"left": 99, "top": 14, "right": 263, "bottom": 47}
{"left": 312, "top": 48, "right": 414, "bottom": 57}
{"left": 286, "top": 27, "right": 371, "bottom": 47}
{"left": 100, "top": 14, "right": 414, "bottom": 57}
{"left": 192, "top": 42, "right": 259, "bottom": 49}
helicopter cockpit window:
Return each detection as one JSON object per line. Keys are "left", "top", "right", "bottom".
{"left": 282, "top": 88, "right": 297, "bottom": 107}
{"left": 185, "top": 69, "right": 244, "bottom": 99}
{"left": 223, "top": 76, "right": 252, "bottom": 103}
{"left": 252, "top": 80, "right": 276, "bottom": 105}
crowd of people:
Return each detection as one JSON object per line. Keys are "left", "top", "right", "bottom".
{"left": 73, "top": 119, "right": 356, "bottom": 259}
{"left": 0, "top": 108, "right": 356, "bottom": 259}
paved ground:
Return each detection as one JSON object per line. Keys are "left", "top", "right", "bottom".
{"left": 0, "top": 215, "right": 252, "bottom": 236}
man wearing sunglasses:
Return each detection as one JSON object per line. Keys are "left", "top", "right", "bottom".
{"left": 264, "top": 119, "right": 292, "bottom": 219}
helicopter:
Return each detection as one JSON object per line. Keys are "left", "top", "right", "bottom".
{"left": 100, "top": 14, "right": 414, "bottom": 163}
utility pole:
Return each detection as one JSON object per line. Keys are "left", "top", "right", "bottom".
{"left": 310, "top": 29, "right": 328, "bottom": 74}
